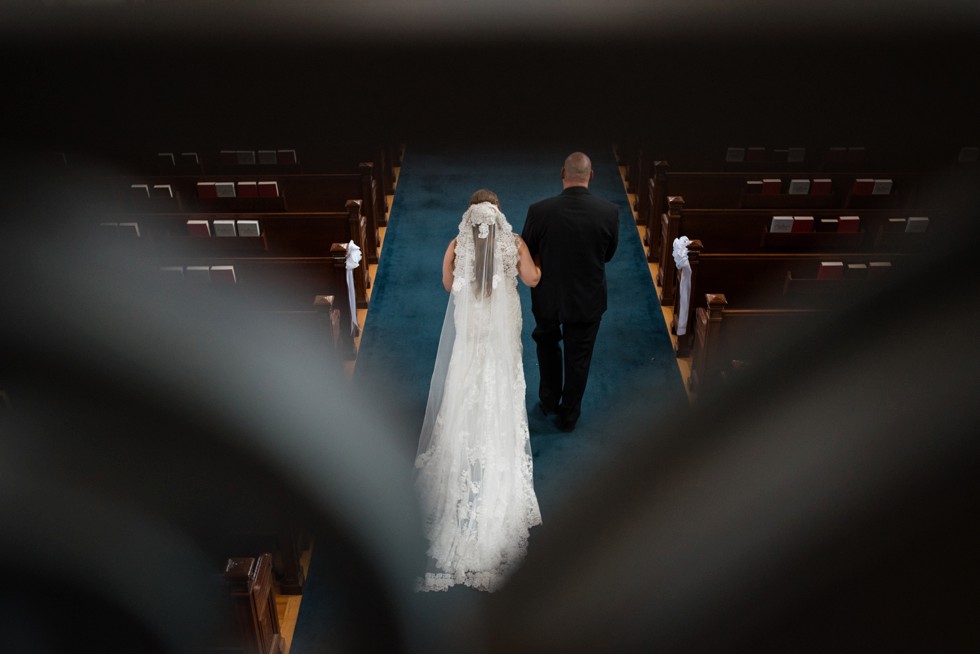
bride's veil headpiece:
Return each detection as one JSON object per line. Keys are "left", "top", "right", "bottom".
{"left": 416, "top": 200, "right": 516, "bottom": 462}
{"left": 455, "top": 200, "right": 512, "bottom": 298}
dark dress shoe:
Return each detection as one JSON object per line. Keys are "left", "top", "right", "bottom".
{"left": 538, "top": 402, "right": 558, "bottom": 416}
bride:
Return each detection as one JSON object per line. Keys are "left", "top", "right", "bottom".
{"left": 414, "top": 189, "right": 543, "bottom": 592}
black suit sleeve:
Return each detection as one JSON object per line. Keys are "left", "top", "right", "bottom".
{"left": 604, "top": 208, "right": 619, "bottom": 262}
{"left": 521, "top": 207, "right": 539, "bottom": 259}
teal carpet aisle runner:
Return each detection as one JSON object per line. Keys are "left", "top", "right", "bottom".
{"left": 356, "top": 143, "right": 686, "bottom": 487}
{"left": 290, "top": 143, "right": 686, "bottom": 649}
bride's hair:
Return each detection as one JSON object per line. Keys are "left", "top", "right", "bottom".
{"left": 461, "top": 189, "right": 504, "bottom": 299}
{"left": 469, "top": 189, "right": 499, "bottom": 207}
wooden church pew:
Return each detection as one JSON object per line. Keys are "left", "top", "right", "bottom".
{"left": 115, "top": 165, "right": 383, "bottom": 264}
{"left": 669, "top": 242, "right": 912, "bottom": 356}
{"left": 687, "top": 293, "right": 828, "bottom": 400}
{"left": 152, "top": 143, "right": 394, "bottom": 225}
{"left": 210, "top": 553, "right": 286, "bottom": 654}
{"left": 109, "top": 204, "right": 367, "bottom": 260}
{"left": 644, "top": 164, "right": 924, "bottom": 259}
{"left": 655, "top": 195, "right": 933, "bottom": 303}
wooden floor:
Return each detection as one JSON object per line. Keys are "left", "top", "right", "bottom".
{"left": 274, "top": 158, "right": 693, "bottom": 652}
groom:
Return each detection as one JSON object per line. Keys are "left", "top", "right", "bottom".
{"left": 521, "top": 152, "right": 619, "bottom": 432}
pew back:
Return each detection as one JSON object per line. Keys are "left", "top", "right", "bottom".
{"left": 688, "top": 293, "right": 828, "bottom": 399}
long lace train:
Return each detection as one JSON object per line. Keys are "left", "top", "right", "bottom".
{"left": 414, "top": 202, "right": 541, "bottom": 592}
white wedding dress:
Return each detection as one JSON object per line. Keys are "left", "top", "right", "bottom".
{"left": 414, "top": 201, "right": 542, "bottom": 592}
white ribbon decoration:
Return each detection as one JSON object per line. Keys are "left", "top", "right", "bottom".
{"left": 344, "top": 240, "right": 362, "bottom": 337}
{"left": 672, "top": 236, "right": 692, "bottom": 336}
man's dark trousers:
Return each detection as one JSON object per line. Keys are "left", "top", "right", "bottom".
{"left": 533, "top": 317, "right": 601, "bottom": 428}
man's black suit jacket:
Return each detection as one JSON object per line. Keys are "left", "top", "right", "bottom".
{"left": 521, "top": 186, "right": 619, "bottom": 323}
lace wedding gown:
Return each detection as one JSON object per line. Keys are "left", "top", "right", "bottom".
{"left": 414, "top": 201, "right": 542, "bottom": 592}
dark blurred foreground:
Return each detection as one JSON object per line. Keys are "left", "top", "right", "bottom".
{"left": 2, "top": 149, "right": 977, "bottom": 654}
{"left": 2, "top": 2, "right": 979, "bottom": 652}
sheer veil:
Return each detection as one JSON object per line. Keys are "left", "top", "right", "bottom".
{"left": 415, "top": 201, "right": 517, "bottom": 459}
{"left": 414, "top": 201, "right": 540, "bottom": 592}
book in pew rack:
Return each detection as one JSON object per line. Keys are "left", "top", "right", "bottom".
{"left": 130, "top": 183, "right": 150, "bottom": 199}
{"left": 187, "top": 220, "right": 211, "bottom": 237}
{"left": 257, "top": 150, "right": 278, "bottom": 165}
{"left": 818, "top": 218, "right": 839, "bottom": 232}
{"left": 837, "top": 215, "right": 860, "bottom": 233}
{"left": 184, "top": 266, "right": 211, "bottom": 282}
{"left": 770, "top": 216, "right": 793, "bottom": 233}
{"left": 887, "top": 218, "right": 907, "bottom": 231}
{"left": 786, "top": 147, "right": 806, "bottom": 163}
{"left": 237, "top": 181, "right": 258, "bottom": 198}
{"left": 871, "top": 179, "right": 893, "bottom": 195}
{"left": 210, "top": 265, "right": 237, "bottom": 284}
{"left": 236, "top": 150, "right": 256, "bottom": 165}
{"left": 215, "top": 182, "right": 236, "bottom": 198}
{"left": 810, "top": 178, "right": 832, "bottom": 195}
{"left": 180, "top": 152, "right": 199, "bottom": 167}
{"left": 846, "top": 263, "right": 868, "bottom": 278}
{"left": 868, "top": 261, "right": 892, "bottom": 278}
{"left": 117, "top": 222, "right": 140, "bottom": 238}
{"left": 746, "top": 147, "right": 767, "bottom": 163}
{"left": 151, "top": 184, "right": 173, "bottom": 198}
{"left": 236, "top": 220, "right": 261, "bottom": 237}
{"left": 745, "top": 180, "right": 763, "bottom": 194}
{"left": 257, "top": 181, "right": 279, "bottom": 197}
{"left": 761, "top": 178, "right": 781, "bottom": 195}
{"left": 905, "top": 216, "right": 929, "bottom": 233}
{"left": 791, "top": 216, "right": 814, "bottom": 233}
{"left": 157, "top": 152, "right": 175, "bottom": 168}
{"left": 213, "top": 220, "right": 237, "bottom": 237}
{"left": 277, "top": 149, "right": 298, "bottom": 165}
{"left": 787, "top": 179, "right": 810, "bottom": 195}
{"left": 725, "top": 147, "right": 745, "bottom": 163}
{"left": 197, "top": 182, "right": 218, "bottom": 198}
{"left": 816, "top": 261, "right": 845, "bottom": 280}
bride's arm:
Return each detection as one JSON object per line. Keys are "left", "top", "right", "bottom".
{"left": 442, "top": 238, "right": 457, "bottom": 292}
{"left": 515, "top": 236, "right": 541, "bottom": 288}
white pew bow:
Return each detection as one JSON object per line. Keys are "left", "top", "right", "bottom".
{"left": 344, "top": 240, "right": 362, "bottom": 337}
{"left": 672, "top": 236, "right": 692, "bottom": 336}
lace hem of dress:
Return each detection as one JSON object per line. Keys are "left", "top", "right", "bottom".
{"left": 416, "top": 570, "right": 507, "bottom": 593}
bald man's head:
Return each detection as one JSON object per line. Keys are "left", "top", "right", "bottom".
{"left": 562, "top": 152, "right": 593, "bottom": 187}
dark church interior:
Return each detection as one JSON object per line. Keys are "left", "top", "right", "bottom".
{"left": 2, "top": 2, "right": 978, "bottom": 652}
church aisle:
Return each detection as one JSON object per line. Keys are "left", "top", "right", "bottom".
{"left": 286, "top": 143, "right": 689, "bottom": 652}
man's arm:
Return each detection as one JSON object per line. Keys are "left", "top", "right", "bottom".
{"left": 521, "top": 208, "right": 539, "bottom": 259}
{"left": 604, "top": 208, "right": 619, "bottom": 262}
